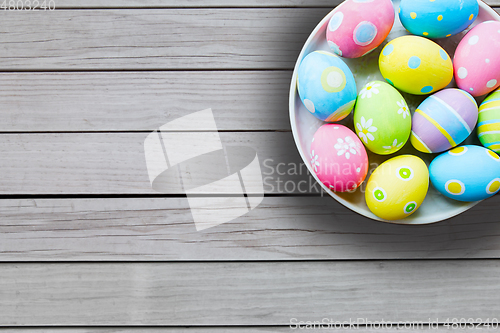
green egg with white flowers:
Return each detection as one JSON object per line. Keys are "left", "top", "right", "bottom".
{"left": 354, "top": 80, "right": 411, "bottom": 155}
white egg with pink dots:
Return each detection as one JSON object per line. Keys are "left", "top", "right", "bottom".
{"left": 454, "top": 21, "right": 500, "bottom": 96}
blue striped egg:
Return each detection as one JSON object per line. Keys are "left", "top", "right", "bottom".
{"left": 410, "top": 88, "right": 478, "bottom": 153}
{"left": 297, "top": 51, "right": 357, "bottom": 122}
{"left": 430, "top": 145, "right": 500, "bottom": 202}
{"left": 399, "top": 0, "right": 478, "bottom": 39}
{"left": 478, "top": 88, "right": 500, "bottom": 153}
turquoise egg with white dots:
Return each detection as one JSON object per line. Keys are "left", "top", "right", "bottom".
{"left": 379, "top": 36, "right": 453, "bottom": 95}
{"left": 297, "top": 50, "right": 357, "bottom": 122}
{"left": 429, "top": 145, "right": 500, "bottom": 202}
{"left": 399, "top": 0, "right": 478, "bottom": 39}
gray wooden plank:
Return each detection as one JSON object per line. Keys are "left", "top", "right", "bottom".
{"left": 0, "top": 71, "right": 291, "bottom": 131}
{"left": 0, "top": 330, "right": 292, "bottom": 333}
{"left": 0, "top": 195, "right": 500, "bottom": 261}
{"left": 0, "top": 8, "right": 329, "bottom": 70}
{"left": 0, "top": 328, "right": 496, "bottom": 332}
{"left": 1, "top": 8, "right": 499, "bottom": 70}
{"left": 0, "top": 261, "right": 499, "bottom": 325}
{"left": 43, "top": 0, "right": 500, "bottom": 8}
{"left": 53, "top": 0, "right": 340, "bottom": 7}
{"left": 0, "top": 132, "right": 311, "bottom": 194}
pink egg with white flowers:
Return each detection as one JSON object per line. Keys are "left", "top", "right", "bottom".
{"left": 454, "top": 21, "right": 500, "bottom": 97}
{"left": 326, "top": 0, "right": 395, "bottom": 58}
{"left": 310, "top": 124, "right": 369, "bottom": 192}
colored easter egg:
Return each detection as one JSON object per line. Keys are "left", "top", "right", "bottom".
{"left": 353, "top": 80, "right": 411, "bottom": 155}
{"left": 379, "top": 36, "right": 453, "bottom": 95}
{"left": 454, "top": 21, "right": 500, "bottom": 97}
{"left": 410, "top": 88, "right": 478, "bottom": 153}
{"left": 297, "top": 51, "right": 357, "bottom": 122}
{"left": 365, "top": 155, "right": 429, "bottom": 220}
{"left": 326, "top": 0, "right": 395, "bottom": 58}
{"left": 310, "top": 124, "right": 369, "bottom": 192}
{"left": 429, "top": 145, "right": 500, "bottom": 202}
{"left": 399, "top": 0, "right": 478, "bottom": 39}
{"left": 478, "top": 88, "right": 500, "bottom": 153}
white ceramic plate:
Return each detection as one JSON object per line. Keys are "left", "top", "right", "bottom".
{"left": 289, "top": 0, "right": 500, "bottom": 224}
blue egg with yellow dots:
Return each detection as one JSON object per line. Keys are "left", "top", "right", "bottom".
{"left": 297, "top": 50, "right": 357, "bottom": 122}
{"left": 399, "top": 0, "right": 478, "bottom": 39}
{"left": 430, "top": 145, "right": 500, "bottom": 202}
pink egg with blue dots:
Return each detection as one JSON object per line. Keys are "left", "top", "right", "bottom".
{"left": 310, "top": 124, "right": 369, "bottom": 192}
{"left": 454, "top": 21, "right": 500, "bottom": 97}
{"left": 326, "top": 0, "right": 395, "bottom": 58}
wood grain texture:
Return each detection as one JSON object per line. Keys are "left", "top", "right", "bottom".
{"left": 0, "top": 261, "right": 499, "bottom": 325}
{"left": 1, "top": 1, "right": 499, "bottom": 329}
{"left": 0, "top": 71, "right": 291, "bottom": 131}
{"left": 0, "top": 323, "right": 492, "bottom": 333}
{"left": 47, "top": 0, "right": 500, "bottom": 8}
{"left": 0, "top": 195, "right": 499, "bottom": 261}
{"left": 0, "top": 132, "right": 314, "bottom": 194}
{"left": 0, "top": 8, "right": 330, "bottom": 70}
{"left": 0, "top": 8, "right": 499, "bottom": 71}
{"left": 53, "top": 0, "right": 340, "bottom": 7}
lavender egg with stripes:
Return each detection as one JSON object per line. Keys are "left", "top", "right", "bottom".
{"left": 410, "top": 88, "right": 478, "bottom": 153}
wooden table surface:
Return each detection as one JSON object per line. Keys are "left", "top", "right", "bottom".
{"left": 1, "top": 0, "right": 500, "bottom": 330}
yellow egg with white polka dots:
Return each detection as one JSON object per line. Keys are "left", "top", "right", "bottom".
{"left": 365, "top": 155, "right": 429, "bottom": 220}
{"left": 379, "top": 36, "right": 453, "bottom": 95}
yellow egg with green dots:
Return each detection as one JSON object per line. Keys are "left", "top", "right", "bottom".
{"left": 365, "top": 155, "right": 429, "bottom": 220}
{"left": 379, "top": 36, "right": 453, "bottom": 95}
